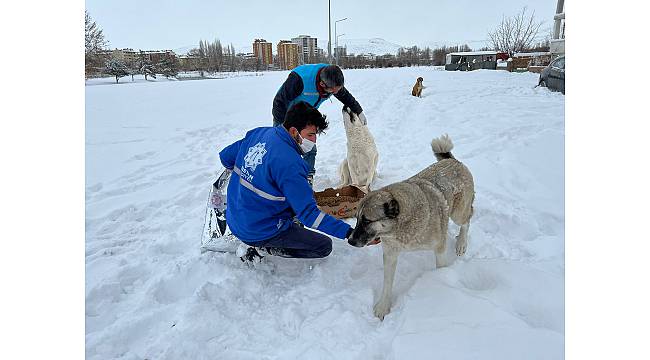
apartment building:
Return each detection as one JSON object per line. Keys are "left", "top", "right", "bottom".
{"left": 252, "top": 39, "right": 273, "bottom": 65}
{"left": 291, "top": 35, "right": 318, "bottom": 64}
{"left": 277, "top": 40, "right": 300, "bottom": 70}
{"left": 334, "top": 46, "right": 346, "bottom": 59}
{"left": 100, "top": 48, "right": 176, "bottom": 66}
{"left": 110, "top": 48, "right": 138, "bottom": 64}
{"left": 141, "top": 50, "right": 176, "bottom": 64}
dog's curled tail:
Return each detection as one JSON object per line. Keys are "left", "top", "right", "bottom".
{"left": 431, "top": 134, "right": 455, "bottom": 161}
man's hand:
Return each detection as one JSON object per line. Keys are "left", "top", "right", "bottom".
{"left": 345, "top": 227, "right": 354, "bottom": 240}
{"left": 357, "top": 112, "right": 368, "bottom": 125}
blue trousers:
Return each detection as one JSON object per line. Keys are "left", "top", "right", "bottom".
{"left": 246, "top": 222, "right": 332, "bottom": 258}
{"left": 273, "top": 118, "right": 316, "bottom": 177}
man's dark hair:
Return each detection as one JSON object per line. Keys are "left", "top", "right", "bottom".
{"left": 320, "top": 65, "right": 344, "bottom": 87}
{"left": 283, "top": 101, "right": 329, "bottom": 134}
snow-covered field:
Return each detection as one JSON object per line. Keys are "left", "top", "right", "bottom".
{"left": 85, "top": 67, "right": 564, "bottom": 359}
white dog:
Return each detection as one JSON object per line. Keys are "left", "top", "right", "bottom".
{"left": 339, "top": 106, "right": 379, "bottom": 193}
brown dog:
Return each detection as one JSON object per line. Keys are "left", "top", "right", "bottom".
{"left": 348, "top": 134, "right": 475, "bottom": 320}
{"left": 411, "top": 77, "right": 424, "bottom": 97}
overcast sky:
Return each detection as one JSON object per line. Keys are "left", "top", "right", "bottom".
{"left": 86, "top": 0, "right": 557, "bottom": 52}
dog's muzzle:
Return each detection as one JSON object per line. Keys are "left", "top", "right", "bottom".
{"left": 348, "top": 235, "right": 380, "bottom": 247}
{"left": 347, "top": 237, "right": 365, "bottom": 247}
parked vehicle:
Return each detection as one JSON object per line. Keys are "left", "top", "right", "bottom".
{"left": 445, "top": 51, "right": 498, "bottom": 71}
{"left": 538, "top": 56, "right": 565, "bottom": 94}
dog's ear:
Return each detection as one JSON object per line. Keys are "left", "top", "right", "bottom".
{"left": 383, "top": 199, "right": 400, "bottom": 219}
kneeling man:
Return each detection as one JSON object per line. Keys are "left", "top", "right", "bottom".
{"left": 219, "top": 102, "right": 354, "bottom": 261}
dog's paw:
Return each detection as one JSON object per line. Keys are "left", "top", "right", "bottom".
{"left": 455, "top": 235, "right": 467, "bottom": 256}
{"left": 373, "top": 300, "right": 391, "bottom": 321}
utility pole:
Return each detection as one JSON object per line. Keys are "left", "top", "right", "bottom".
{"left": 328, "top": 0, "right": 332, "bottom": 63}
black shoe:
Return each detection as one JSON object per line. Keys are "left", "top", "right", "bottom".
{"left": 259, "top": 247, "right": 290, "bottom": 258}
{"left": 240, "top": 247, "right": 264, "bottom": 264}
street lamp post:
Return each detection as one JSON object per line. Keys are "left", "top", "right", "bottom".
{"left": 334, "top": 17, "right": 348, "bottom": 66}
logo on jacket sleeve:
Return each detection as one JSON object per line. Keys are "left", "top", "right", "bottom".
{"left": 243, "top": 142, "right": 267, "bottom": 171}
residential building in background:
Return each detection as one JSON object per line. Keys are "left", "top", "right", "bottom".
{"left": 99, "top": 48, "right": 176, "bottom": 66}
{"left": 291, "top": 35, "right": 318, "bottom": 64}
{"left": 252, "top": 39, "right": 273, "bottom": 65}
{"left": 141, "top": 50, "right": 176, "bottom": 64}
{"left": 277, "top": 40, "right": 300, "bottom": 70}
{"left": 104, "top": 48, "right": 138, "bottom": 64}
{"left": 178, "top": 54, "right": 201, "bottom": 71}
{"left": 334, "top": 46, "right": 346, "bottom": 59}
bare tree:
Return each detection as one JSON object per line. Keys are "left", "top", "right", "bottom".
{"left": 104, "top": 58, "right": 129, "bottom": 83}
{"left": 488, "top": 7, "right": 543, "bottom": 54}
{"left": 138, "top": 51, "right": 157, "bottom": 80}
{"left": 159, "top": 56, "right": 179, "bottom": 78}
{"left": 85, "top": 11, "right": 108, "bottom": 77}
{"left": 229, "top": 44, "right": 237, "bottom": 71}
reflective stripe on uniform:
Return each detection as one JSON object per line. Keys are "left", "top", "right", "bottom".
{"left": 311, "top": 212, "right": 326, "bottom": 229}
{"left": 233, "top": 167, "right": 286, "bottom": 202}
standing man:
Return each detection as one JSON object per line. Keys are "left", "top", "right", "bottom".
{"left": 272, "top": 64, "right": 366, "bottom": 185}
{"left": 220, "top": 102, "right": 355, "bottom": 263}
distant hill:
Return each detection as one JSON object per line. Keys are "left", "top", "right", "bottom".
{"left": 338, "top": 38, "right": 403, "bottom": 56}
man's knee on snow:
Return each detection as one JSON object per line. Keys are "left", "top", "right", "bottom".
{"left": 312, "top": 235, "right": 332, "bottom": 258}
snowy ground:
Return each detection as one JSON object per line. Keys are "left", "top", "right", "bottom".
{"left": 86, "top": 67, "right": 564, "bottom": 359}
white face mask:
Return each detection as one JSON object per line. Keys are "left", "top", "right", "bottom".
{"left": 297, "top": 134, "right": 316, "bottom": 153}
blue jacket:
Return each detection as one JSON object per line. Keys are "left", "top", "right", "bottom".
{"left": 288, "top": 64, "right": 330, "bottom": 110}
{"left": 219, "top": 126, "right": 352, "bottom": 243}
{"left": 272, "top": 64, "right": 363, "bottom": 124}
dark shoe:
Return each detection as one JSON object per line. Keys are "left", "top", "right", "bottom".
{"left": 240, "top": 247, "right": 264, "bottom": 264}
{"left": 238, "top": 245, "right": 276, "bottom": 271}
{"left": 258, "top": 247, "right": 290, "bottom": 258}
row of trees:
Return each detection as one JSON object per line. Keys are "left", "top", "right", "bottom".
{"left": 189, "top": 40, "right": 237, "bottom": 73}
{"left": 336, "top": 44, "right": 473, "bottom": 69}
{"left": 85, "top": 11, "right": 180, "bottom": 82}
{"left": 103, "top": 56, "right": 180, "bottom": 83}
{"left": 177, "top": 41, "right": 473, "bottom": 72}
